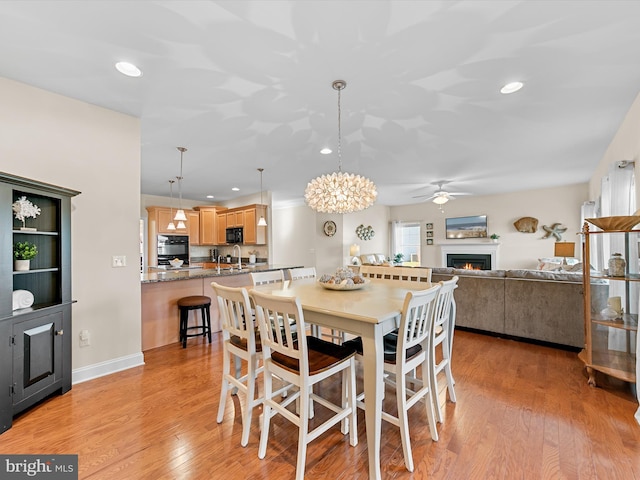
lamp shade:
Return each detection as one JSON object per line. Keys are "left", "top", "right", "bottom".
{"left": 554, "top": 242, "right": 575, "bottom": 258}
{"left": 349, "top": 244, "right": 360, "bottom": 257}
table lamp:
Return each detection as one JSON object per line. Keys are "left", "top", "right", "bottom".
{"left": 349, "top": 244, "right": 360, "bottom": 265}
{"left": 554, "top": 241, "right": 575, "bottom": 265}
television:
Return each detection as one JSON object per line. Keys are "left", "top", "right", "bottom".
{"left": 445, "top": 215, "right": 488, "bottom": 239}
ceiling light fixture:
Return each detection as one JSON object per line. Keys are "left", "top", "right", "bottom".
{"left": 174, "top": 147, "right": 188, "bottom": 226}
{"left": 257, "top": 168, "right": 267, "bottom": 227}
{"left": 320, "top": 148, "right": 332, "bottom": 155}
{"left": 305, "top": 80, "right": 377, "bottom": 213}
{"left": 432, "top": 194, "right": 449, "bottom": 205}
{"left": 232, "top": 187, "right": 240, "bottom": 192}
{"left": 500, "top": 81, "right": 524, "bottom": 94}
{"left": 115, "top": 61, "right": 142, "bottom": 78}
{"left": 167, "top": 180, "right": 176, "bottom": 231}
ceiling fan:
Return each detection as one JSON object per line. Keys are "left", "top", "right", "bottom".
{"left": 412, "top": 181, "right": 471, "bottom": 205}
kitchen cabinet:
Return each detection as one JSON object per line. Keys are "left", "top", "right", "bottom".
{"left": 226, "top": 210, "right": 244, "bottom": 228}
{"left": 243, "top": 205, "right": 266, "bottom": 245}
{"left": 580, "top": 220, "right": 637, "bottom": 387}
{"left": 216, "top": 211, "right": 227, "bottom": 245}
{"left": 187, "top": 210, "right": 200, "bottom": 245}
{"left": 150, "top": 207, "right": 190, "bottom": 235}
{"left": 1, "top": 172, "right": 79, "bottom": 434}
{"left": 195, "top": 206, "right": 226, "bottom": 246}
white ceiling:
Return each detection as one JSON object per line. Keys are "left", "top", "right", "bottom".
{"left": 2, "top": 1, "right": 640, "bottom": 207}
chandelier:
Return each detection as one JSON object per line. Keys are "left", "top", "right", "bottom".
{"left": 174, "top": 146, "right": 187, "bottom": 228}
{"left": 305, "top": 80, "right": 377, "bottom": 213}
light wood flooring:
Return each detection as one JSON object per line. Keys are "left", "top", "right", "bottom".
{"left": 1, "top": 330, "right": 638, "bottom": 479}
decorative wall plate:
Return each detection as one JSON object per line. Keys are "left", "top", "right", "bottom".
{"left": 323, "top": 220, "right": 337, "bottom": 237}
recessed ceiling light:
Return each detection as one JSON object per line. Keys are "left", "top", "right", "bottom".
{"left": 206, "top": 195, "right": 215, "bottom": 199}
{"left": 115, "top": 61, "right": 142, "bottom": 78}
{"left": 500, "top": 81, "right": 524, "bottom": 94}
{"left": 231, "top": 187, "right": 240, "bottom": 191}
{"left": 320, "top": 148, "right": 332, "bottom": 155}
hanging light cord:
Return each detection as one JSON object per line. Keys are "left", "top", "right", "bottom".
{"left": 337, "top": 83, "right": 342, "bottom": 173}
{"left": 177, "top": 147, "right": 186, "bottom": 209}
{"left": 169, "top": 180, "right": 174, "bottom": 216}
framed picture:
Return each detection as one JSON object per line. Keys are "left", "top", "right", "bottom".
{"left": 445, "top": 215, "right": 488, "bottom": 239}
{"left": 426, "top": 231, "right": 433, "bottom": 238}
{"left": 426, "top": 239, "right": 434, "bottom": 245}
{"left": 425, "top": 223, "right": 433, "bottom": 230}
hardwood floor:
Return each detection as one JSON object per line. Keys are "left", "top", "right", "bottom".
{"left": 1, "top": 330, "right": 638, "bottom": 479}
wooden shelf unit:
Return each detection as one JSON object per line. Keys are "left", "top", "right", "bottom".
{"left": 580, "top": 222, "right": 638, "bottom": 387}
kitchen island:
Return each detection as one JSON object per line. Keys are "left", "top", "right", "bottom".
{"left": 141, "top": 264, "right": 301, "bottom": 351}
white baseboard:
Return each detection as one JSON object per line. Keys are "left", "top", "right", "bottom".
{"left": 71, "top": 352, "right": 145, "bottom": 385}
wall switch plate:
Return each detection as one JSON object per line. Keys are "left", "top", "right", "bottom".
{"left": 112, "top": 255, "right": 127, "bottom": 267}
{"left": 79, "top": 329, "right": 90, "bottom": 347}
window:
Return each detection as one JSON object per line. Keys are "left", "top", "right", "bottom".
{"left": 392, "top": 222, "right": 420, "bottom": 264}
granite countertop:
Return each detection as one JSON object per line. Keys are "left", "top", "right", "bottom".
{"left": 141, "top": 264, "right": 302, "bottom": 284}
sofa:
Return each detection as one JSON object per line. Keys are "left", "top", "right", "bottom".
{"left": 430, "top": 268, "right": 608, "bottom": 349}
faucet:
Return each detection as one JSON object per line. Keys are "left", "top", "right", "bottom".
{"left": 217, "top": 255, "right": 222, "bottom": 274}
{"left": 233, "top": 244, "right": 242, "bottom": 270}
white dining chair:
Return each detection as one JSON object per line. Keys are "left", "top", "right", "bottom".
{"left": 430, "top": 276, "right": 459, "bottom": 423}
{"left": 399, "top": 267, "right": 432, "bottom": 283}
{"left": 250, "top": 289, "right": 358, "bottom": 480}
{"left": 343, "top": 284, "right": 442, "bottom": 472}
{"left": 211, "top": 282, "right": 262, "bottom": 447}
{"left": 249, "top": 269, "right": 285, "bottom": 286}
{"left": 287, "top": 267, "right": 316, "bottom": 280}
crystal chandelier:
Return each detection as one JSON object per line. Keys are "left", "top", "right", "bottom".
{"left": 305, "top": 80, "right": 377, "bottom": 213}
{"left": 257, "top": 168, "right": 267, "bottom": 226}
{"left": 174, "top": 146, "right": 187, "bottom": 228}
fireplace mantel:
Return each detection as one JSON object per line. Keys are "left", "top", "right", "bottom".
{"left": 440, "top": 242, "right": 500, "bottom": 269}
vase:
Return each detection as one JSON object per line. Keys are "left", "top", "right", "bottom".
{"left": 14, "top": 259, "right": 30, "bottom": 271}
{"left": 608, "top": 253, "right": 626, "bottom": 277}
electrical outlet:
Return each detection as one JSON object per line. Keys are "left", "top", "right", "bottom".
{"left": 79, "top": 329, "right": 90, "bottom": 347}
{"left": 112, "top": 255, "right": 127, "bottom": 267}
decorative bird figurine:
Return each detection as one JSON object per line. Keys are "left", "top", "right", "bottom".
{"left": 542, "top": 223, "right": 567, "bottom": 241}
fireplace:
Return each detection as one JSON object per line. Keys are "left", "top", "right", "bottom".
{"left": 440, "top": 243, "right": 499, "bottom": 269}
{"left": 447, "top": 254, "right": 491, "bottom": 270}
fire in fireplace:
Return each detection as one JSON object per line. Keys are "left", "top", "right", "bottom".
{"left": 447, "top": 253, "right": 491, "bottom": 270}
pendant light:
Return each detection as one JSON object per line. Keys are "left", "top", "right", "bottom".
{"left": 167, "top": 180, "right": 176, "bottom": 231}
{"left": 257, "top": 168, "right": 267, "bottom": 227}
{"left": 174, "top": 146, "right": 188, "bottom": 226}
{"left": 304, "top": 80, "right": 377, "bottom": 213}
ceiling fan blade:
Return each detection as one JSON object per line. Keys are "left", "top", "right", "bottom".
{"left": 412, "top": 193, "right": 436, "bottom": 199}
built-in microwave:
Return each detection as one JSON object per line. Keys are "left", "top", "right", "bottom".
{"left": 226, "top": 227, "right": 243, "bottom": 244}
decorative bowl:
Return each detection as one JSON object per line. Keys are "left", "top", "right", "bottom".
{"left": 169, "top": 258, "right": 184, "bottom": 268}
{"left": 585, "top": 216, "right": 640, "bottom": 232}
{"left": 318, "top": 279, "right": 370, "bottom": 291}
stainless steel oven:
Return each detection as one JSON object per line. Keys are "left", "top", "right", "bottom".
{"left": 157, "top": 234, "right": 189, "bottom": 265}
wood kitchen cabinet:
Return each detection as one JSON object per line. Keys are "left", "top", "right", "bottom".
{"left": 243, "top": 204, "right": 267, "bottom": 245}
{"left": 187, "top": 210, "right": 200, "bottom": 245}
{"left": 216, "top": 211, "right": 227, "bottom": 244}
{"left": 226, "top": 210, "right": 244, "bottom": 228}
{"left": 1, "top": 172, "right": 79, "bottom": 434}
{"left": 150, "top": 207, "right": 190, "bottom": 235}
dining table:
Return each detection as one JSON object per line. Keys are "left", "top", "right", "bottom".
{"left": 250, "top": 276, "right": 433, "bottom": 480}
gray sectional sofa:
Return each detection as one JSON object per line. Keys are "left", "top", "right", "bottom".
{"left": 430, "top": 267, "right": 608, "bottom": 349}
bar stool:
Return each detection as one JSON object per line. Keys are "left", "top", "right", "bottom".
{"left": 177, "top": 295, "right": 212, "bottom": 348}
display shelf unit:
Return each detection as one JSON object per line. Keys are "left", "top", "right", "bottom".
{"left": 580, "top": 221, "right": 638, "bottom": 387}
{"left": 1, "top": 172, "right": 79, "bottom": 434}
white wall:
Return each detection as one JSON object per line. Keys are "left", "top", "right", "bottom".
{"left": 589, "top": 91, "right": 640, "bottom": 204}
{"left": 0, "top": 77, "right": 143, "bottom": 380}
{"left": 391, "top": 183, "right": 589, "bottom": 270}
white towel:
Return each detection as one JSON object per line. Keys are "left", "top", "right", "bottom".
{"left": 12, "top": 289, "right": 34, "bottom": 310}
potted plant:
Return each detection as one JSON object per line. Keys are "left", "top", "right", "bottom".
{"left": 393, "top": 253, "right": 404, "bottom": 264}
{"left": 14, "top": 241, "right": 38, "bottom": 271}
{"left": 490, "top": 233, "right": 500, "bottom": 243}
